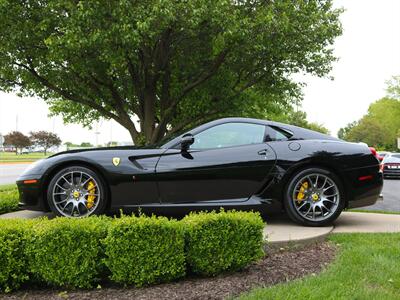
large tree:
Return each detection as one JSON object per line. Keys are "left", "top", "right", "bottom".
{"left": 0, "top": 0, "right": 342, "bottom": 145}
{"left": 30, "top": 131, "right": 62, "bottom": 155}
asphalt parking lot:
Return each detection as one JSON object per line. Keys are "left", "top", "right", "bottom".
{"left": 1, "top": 163, "right": 399, "bottom": 211}
{"left": 362, "top": 178, "right": 400, "bottom": 212}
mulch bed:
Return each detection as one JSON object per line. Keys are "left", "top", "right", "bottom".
{"left": 1, "top": 242, "right": 337, "bottom": 300}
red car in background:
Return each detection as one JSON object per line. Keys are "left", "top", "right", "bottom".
{"left": 381, "top": 153, "right": 400, "bottom": 178}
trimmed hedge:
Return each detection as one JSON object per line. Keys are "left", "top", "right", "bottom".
{"left": 104, "top": 215, "right": 185, "bottom": 286}
{"left": 0, "top": 211, "right": 265, "bottom": 292}
{"left": 182, "top": 210, "right": 265, "bottom": 276}
{"left": 0, "top": 219, "right": 31, "bottom": 292}
{"left": 0, "top": 185, "right": 19, "bottom": 215}
{"left": 27, "top": 217, "right": 110, "bottom": 288}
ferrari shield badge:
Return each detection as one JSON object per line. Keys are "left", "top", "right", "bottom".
{"left": 112, "top": 157, "right": 121, "bottom": 166}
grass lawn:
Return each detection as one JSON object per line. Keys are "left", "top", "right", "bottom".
{"left": 0, "top": 151, "right": 50, "bottom": 163}
{"left": 238, "top": 233, "right": 400, "bottom": 300}
{"left": 0, "top": 184, "right": 19, "bottom": 214}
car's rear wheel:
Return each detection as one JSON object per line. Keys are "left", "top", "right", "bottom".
{"left": 47, "top": 166, "right": 107, "bottom": 217}
{"left": 284, "top": 168, "right": 345, "bottom": 226}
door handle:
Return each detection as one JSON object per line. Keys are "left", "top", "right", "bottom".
{"left": 258, "top": 149, "right": 269, "bottom": 156}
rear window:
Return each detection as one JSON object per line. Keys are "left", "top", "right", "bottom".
{"left": 383, "top": 154, "right": 400, "bottom": 163}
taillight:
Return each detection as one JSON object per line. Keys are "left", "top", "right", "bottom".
{"left": 369, "top": 147, "right": 380, "bottom": 161}
{"left": 369, "top": 147, "right": 377, "bottom": 156}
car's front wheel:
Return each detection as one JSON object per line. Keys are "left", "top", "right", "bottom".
{"left": 284, "top": 168, "right": 345, "bottom": 226}
{"left": 47, "top": 166, "right": 107, "bottom": 217}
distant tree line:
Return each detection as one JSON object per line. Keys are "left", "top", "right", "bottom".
{"left": 3, "top": 131, "right": 61, "bottom": 155}
{"left": 338, "top": 76, "right": 400, "bottom": 150}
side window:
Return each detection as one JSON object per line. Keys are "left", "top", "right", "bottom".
{"left": 265, "top": 126, "right": 292, "bottom": 141}
{"left": 191, "top": 123, "right": 266, "bottom": 149}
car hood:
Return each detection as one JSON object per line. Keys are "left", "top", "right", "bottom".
{"left": 49, "top": 145, "right": 161, "bottom": 158}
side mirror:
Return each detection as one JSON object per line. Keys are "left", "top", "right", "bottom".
{"left": 180, "top": 133, "right": 194, "bottom": 151}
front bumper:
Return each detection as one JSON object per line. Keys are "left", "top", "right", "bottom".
{"left": 16, "top": 175, "right": 49, "bottom": 211}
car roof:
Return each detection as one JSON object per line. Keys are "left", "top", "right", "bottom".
{"left": 161, "top": 117, "right": 338, "bottom": 148}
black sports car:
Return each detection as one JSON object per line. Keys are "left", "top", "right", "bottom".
{"left": 17, "top": 118, "right": 383, "bottom": 226}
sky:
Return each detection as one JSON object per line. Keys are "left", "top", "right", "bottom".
{"left": 0, "top": 0, "right": 399, "bottom": 145}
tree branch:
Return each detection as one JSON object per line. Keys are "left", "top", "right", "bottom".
{"left": 157, "top": 48, "right": 230, "bottom": 130}
{"left": 14, "top": 61, "right": 139, "bottom": 137}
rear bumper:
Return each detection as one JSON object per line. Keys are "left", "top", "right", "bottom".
{"left": 344, "top": 167, "right": 383, "bottom": 209}
{"left": 347, "top": 193, "right": 381, "bottom": 208}
{"left": 383, "top": 170, "right": 400, "bottom": 177}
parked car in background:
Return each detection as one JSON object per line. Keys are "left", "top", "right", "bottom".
{"left": 382, "top": 153, "right": 400, "bottom": 178}
{"left": 378, "top": 151, "right": 390, "bottom": 162}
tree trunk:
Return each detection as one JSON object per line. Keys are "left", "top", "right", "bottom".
{"left": 44, "top": 148, "right": 47, "bottom": 156}
{"left": 142, "top": 87, "right": 156, "bottom": 144}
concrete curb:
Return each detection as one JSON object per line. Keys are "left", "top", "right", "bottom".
{"left": 0, "top": 210, "right": 54, "bottom": 219}
{"left": 263, "top": 226, "right": 334, "bottom": 253}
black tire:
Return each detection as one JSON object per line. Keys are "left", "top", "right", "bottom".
{"left": 47, "top": 166, "right": 108, "bottom": 217}
{"left": 284, "top": 167, "right": 345, "bottom": 227}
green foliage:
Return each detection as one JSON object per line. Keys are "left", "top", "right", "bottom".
{"left": 338, "top": 77, "right": 400, "bottom": 150}
{"left": 340, "top": 97, "right": 400, "bottom": 150}
{"left": 337, "top": 121, "right": 356, "bottom": 140}
{"left": 104, "top": 215, "right": 185, "bottom": 286}
{"left": 0, "top": 0, "right": 342, "bottom": 144}
{"left": 27, "top": 217, "right": 110, "bottom": 288}
{"left": 272, "top": 109, "right": 330, "bottom": 134}
{"left": 386, "top": 75, "right": 400, "bottom": 100}
{"left": 0, "top": 185, "right": 19, "bottom": 215}
{"left": 239, "top": 233, "right": 400, "bottom": 300}
{"left": 182, "top": 210, "right": 265, "bottom": 276}
{"left": 0, "top": 211, "right": 264, "bottom": 291}
{"left": 80, "top": 142, "right": 93, "bottom": 148}
{"left": 0, "top": 219, "right": 31, "bottom": 292}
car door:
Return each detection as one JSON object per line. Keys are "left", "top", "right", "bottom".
{"left": 156, "top": 122, "right": 277, "bottom": 204}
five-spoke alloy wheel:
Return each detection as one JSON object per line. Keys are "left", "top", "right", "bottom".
{"left": 284, "top": 167, "right": 345, "bottom": 226}
{"left": 47, "top": 166, "right": 107, "bottom": 217}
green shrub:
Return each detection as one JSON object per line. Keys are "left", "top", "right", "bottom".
{"left": 0, "top": 219, "right": 31, "bottom": 292}
{"left": 104, "top": 215, "right": 185, "bottom": 286}
{"left": 182, "top": 210, "right": 265, "bottom": 276}
{"left": 0, "top": 185, "right": 19, "bottom": 215}
{"left": 27, "top": 217, "right": 110, "bottom": 288}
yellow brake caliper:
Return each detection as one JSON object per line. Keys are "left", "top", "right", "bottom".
{"left": 296, "top": 181, "right": 309, "bottom": 202}
{"left": 86, "top": 181, "right": 96, "bottom": 209}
